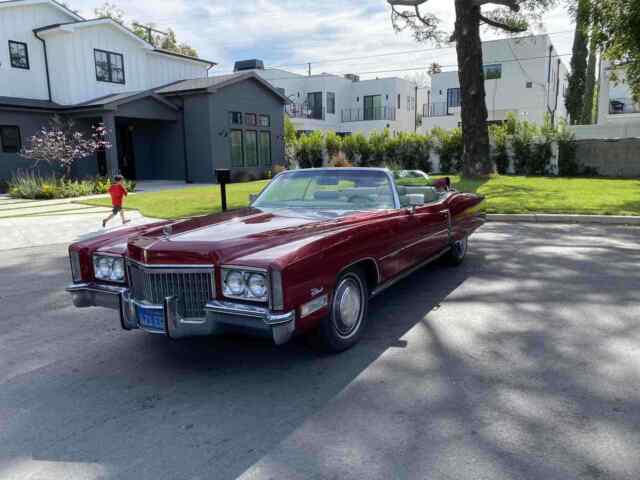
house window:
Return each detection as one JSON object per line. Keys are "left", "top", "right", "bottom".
{"left": 230, "top": 112, "right": 243, "bottom": 125}
{"left": 8, "top": 41, "right": 29, "bottom": 69}
{"left": 94, "top": 49, "right": 125, "bottom": 84}
{"left": 245, "top": 130, "right": 258, "bottom": 167}
{"left": 326, "top": 92, "right": 336, "bottom": 114}
{"left": 397, "top": 93, "right": 401, "bottom": 109}
{"left": 306, "top": 92, "right": 323, "bottom": 119}
{"left": 526, "top": 81, "right": 533, "bottom": 88}
{"left": 0, "top": 126, "right": 21, "bottom": 153}
{"left": 483, "top": 64, "right": 502, "bottom": 80}
{"left": 259, "top": 131, "right": 271, "bottom": 166}
{"left": 363, "top": 95, "right": 382, "bottom": 120}
{"left": 447, "top": 88, "right": 461, "bottom": 109}
{"left": 245, "top": 113, "right": 257, "bottom": 126}
{"left": 259, "top": 114, "right": 270, "bottom": 127}
{"left": 230, "top": 130, "right": 244, "bottom": 167}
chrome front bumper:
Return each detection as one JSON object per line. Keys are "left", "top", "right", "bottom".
{"left": 66, "top": 283, "right": 296, "bottom": 345}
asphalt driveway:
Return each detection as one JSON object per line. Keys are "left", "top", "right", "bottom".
{"left": 1, "top": 223, "right": 639, "bottom": 480}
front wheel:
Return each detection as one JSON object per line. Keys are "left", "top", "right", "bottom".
{"left": 313, "top": 267, "right": 369, "bottom": 353}
{"left": 445, "top": 235, "right": 468, "bottom": 266}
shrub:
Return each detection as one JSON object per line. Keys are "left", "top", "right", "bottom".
{"left": 369, "top": 130, "right": 390, "bottom": 166}
{"left": 341, "top": 134, "right": 359, "bottom": 162}
{"left": 353, "top": 133, "right": 370, "bottom": 166}
{"left": 328, "top": 152, "right": 353, "bottom": 167}
{"left": 297, "top": 131, "right": 324, "bottom": 168}
{"left": 231, "top": 170, "right": 257, "bottom": 183}
{"left": 490, "top": 123, "right": 510, "bottom": 174}
{"left": 432, "top": 127, "right": 463, "bottom": 173}
{"left": 272, "top": 164, "right": 287, "bottom": 175}
{"left": 556, "top": 120, "right": 580, "bottom": 176}
{"left": 8, "top": 172, "right": 137, "bottom": 199}
{"left": 512, "top": 120, "right": 538, "bottom": 175}
{"left": 325, "top": 131, "right": 342, "bottom": 160}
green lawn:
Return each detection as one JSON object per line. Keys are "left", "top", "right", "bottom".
{"left": 80, "top": 176, "right": 640, "bottom": 219}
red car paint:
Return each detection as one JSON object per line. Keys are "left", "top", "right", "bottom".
{"left": 69, "top": 190, "right": 484, "bottom": 333}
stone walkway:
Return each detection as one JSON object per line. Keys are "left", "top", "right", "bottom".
{"left": 0, "top": 195, "right": 155, "bottom": 251}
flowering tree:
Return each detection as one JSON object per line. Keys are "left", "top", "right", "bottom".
{"left": 20, "top": 115, "right": 111, "bottom": 178}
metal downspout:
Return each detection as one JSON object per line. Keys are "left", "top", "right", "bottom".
{"left": 33, "top": 30, "right": 52, "bottom": 102}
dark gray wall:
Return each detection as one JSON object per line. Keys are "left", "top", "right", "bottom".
{"left": 182, "top": 94, "right": 214, "bottom": 183}
{"left": 0, "top": 109, "right": 58, "bottom": 181}
{"left": 575, "top": 139, "right": 640, "bottom": 177}
{"left": 210, "top": 79, "right": 285, "bottom": 180}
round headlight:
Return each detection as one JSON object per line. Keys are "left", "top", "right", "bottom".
{"left": 98, "top": 257, "right": 112, "bottom": 278}
{"left": 248, "top": 273, "right": 267, "bottom": 298}
{"left": 226, "top": 271, "right": 245, "bottom": 295}
{"left": 111, "top": 259, "right": 125, "bottom": 281}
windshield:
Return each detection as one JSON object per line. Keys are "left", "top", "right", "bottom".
{"left": 254, "top": 170, "right": 397, "bottom": 210}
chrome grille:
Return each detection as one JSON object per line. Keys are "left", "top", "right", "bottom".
{"left": 127, "top": 261, "right": 214, "bottom": 318}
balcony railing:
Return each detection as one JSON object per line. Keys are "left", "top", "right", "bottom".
{"left": 423, "top": 101, "right": 461, "bottom": 117}
{"left": 609, "top": 98, "right": 640, "bottom": 115}
{"left": 286, "top": 103, "right": 325, "bottom": 120}
{"left": 341, "top": 106, "right": 396, "bottom": 123}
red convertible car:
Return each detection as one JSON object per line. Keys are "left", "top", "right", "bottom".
{"left": 67, "top": 168, "right": 484, "bottom": 352}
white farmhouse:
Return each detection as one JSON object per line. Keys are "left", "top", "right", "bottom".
{"left": 421, "top": 34, "right": 569, "bottom": 132}
{"left": 0, "top": 0, "right": 289, "bottom": 182}
{"left": 236, "top": 60, "right": 418, "bottom": 136}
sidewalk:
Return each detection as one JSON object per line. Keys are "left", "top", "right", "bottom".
{"left": 0, "top": 196, "right": 155, "bottom": 251}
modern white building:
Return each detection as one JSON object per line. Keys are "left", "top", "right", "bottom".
{"left": 597, "top": 61, "right": 640, "bottom": 125}
{"left": 420, "top": 34, "right": 569, "bottom": 132}
{"left": 237, "top": 61, "right": 418, "bottom": 136}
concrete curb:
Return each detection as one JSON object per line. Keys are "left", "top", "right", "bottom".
{"left": 486, "top": 213, "right": 640, "bottom": 225}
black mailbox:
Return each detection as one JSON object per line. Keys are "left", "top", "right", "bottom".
{"left": 215, "top": 169, "right": 231, "bottom": 184}
{"left": 215, "top": 169, "right": 231, "bottom": 212}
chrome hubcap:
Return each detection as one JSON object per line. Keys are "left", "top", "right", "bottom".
{"left": 333, "top": 276, "right": 363, "bottom": 339}
{"left": 454, "top": 237, "right": 467, "bottom": 258}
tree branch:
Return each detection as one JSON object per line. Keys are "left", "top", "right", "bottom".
{"left": 479, "top": 13, "right": 527, "bottom": 32}
{"left": 472, "top": 0, "right": 520, "bottom": 12}
{"left": 387, "top": 0, "right": 429, "bottom": 6}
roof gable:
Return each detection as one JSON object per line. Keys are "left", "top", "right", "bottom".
{"left": 0, "top": 0, "right": 83, "bottom": 21}
{"left": 155, "top": 72, "right": 289, "bottom": 103}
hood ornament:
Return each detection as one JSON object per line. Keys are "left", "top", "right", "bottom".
{"left": 162, "top": 224, "right": 173, "bottom": 240}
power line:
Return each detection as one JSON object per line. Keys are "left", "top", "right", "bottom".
{"left": 244, "top": 30, "right": 575, "bottom": 71}
{"left": 214, "top": 52, "right": 572, "bottom": 80}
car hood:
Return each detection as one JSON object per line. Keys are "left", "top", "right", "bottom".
{"left": 118, "top": 207, "right": 384, "bottom": 267}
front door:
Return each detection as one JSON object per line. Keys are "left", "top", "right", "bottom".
{"left": 117, "top": 125, "right": 136, "bottom": 180}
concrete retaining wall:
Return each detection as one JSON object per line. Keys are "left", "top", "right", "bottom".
{"left": 575, "top": 138, "right": 640, "bottom": 178}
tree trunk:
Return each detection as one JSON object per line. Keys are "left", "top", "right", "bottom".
{"left": 454, "top": 0, "right": 493, "bottom": 177}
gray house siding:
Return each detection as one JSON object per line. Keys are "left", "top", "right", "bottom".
{"left": 182, "top": 94, "right": 214, "bottom": 183}
{"left": 0, "top": 110, "right": 58, "bottom": 180}
{"left": 211, "top": 80, "right": 285, "bottom": 178}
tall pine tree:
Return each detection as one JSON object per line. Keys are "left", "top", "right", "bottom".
{"left": 581, "top": 30, "right": 598, "bottom": 124}
{"left": 566, "top": 0, "right": 590, "bottom": 124}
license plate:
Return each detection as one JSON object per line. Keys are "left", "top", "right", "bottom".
{"left": 137, "top": 305, "right": 165, "bottom": 331}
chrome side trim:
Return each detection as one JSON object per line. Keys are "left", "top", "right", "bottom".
{"left": 205, "top": 300, "right": 295, "bottom": 326}
{"left": 380, "top": 229, "right": 450, "bottom": 261}
{"left": 371, "top": 247, "right": 450, "bottom": 297}
{"left": 340, "top": 256, "right": 382, "bottom": 283}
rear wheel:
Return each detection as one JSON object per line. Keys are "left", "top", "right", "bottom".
{"left": 313, "top": 267, "right": 369, "bottom": 353}
{"left": 445, "top": 235, "right": 468, "bottom": 266}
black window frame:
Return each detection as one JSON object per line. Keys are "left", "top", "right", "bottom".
{"left": 446, "top": 88, "right": 461, "bottom": 109}
{"left": 8, "top": 41, "right": 29, "bottom": 70}
{"left": 482, "top": 63, "right": 502, "bottom": 80}
{"left": 230, "top": 129, "right": 244, "bottom": 168}
{"left": 230, "top": 111, "right": 243, "bottom": 125}
{"left": 94, "top": 48, "right": 125, "bottom": 84}
{"left": 258, "top": 114, "right": 270, "bottom": 127}
{"left": 0, "top": 125, "right": 21, "bottom": 153}
{"left": 327, "top": 92, "right": 335, "bottom": 114}
{"left": 259, "top": 131, "right": 272, "bottom": 166}
{"left": 245, "top": 113, "right": 257, "bottom": 126}
{"left": 244, "top": 130, "right": 258, "bottom": 167}
{"left": 397, "top": 93, "right": 401, "bottom": 109}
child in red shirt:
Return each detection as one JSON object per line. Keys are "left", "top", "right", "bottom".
{"left": 102, "top": 175, "right": 130, "bottom": 227}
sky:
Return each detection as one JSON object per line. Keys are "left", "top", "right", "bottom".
{"left": 68, "top": 0, "right": 576, "bottom": 82}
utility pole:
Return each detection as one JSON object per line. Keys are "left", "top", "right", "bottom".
{"left": 132, "top": 22, "right": 168, "bottom": 46}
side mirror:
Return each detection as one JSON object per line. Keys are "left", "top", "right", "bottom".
{"left": 406, "top": 193, "right": 425, "bottom": 207}
{"left": 249, "top": 193, "right": 258, "bottom": 204}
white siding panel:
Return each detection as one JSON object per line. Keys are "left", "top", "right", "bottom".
{"left": 0, "top": 3, "right": 72, "bottom": 99}
{"left": 44, "top": 23, "right": 208, "bottom": 105}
